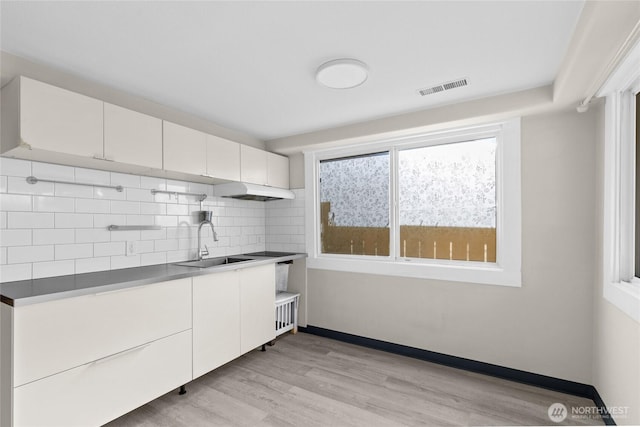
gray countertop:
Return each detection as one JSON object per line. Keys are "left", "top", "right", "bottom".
{"left": 0, "top": 253, "right": 306, "bottom": 307}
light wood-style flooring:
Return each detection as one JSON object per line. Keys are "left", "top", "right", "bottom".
{"left": 106, "top": 332, "right": 602, "bottom": 426}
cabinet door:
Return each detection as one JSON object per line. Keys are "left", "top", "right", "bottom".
{"left": 267, "top": 152, "right": 290, "bottom": 189}
{"left": 13, "top": 278, "right": 191, "bottom": 387}
{"left": 20, "top": 77, "right": 103, "bottom": 158}
{"left": 240, "top": 264, "right": 275, "bottom": 354}
{"left": 193, "top": 271, "right": 241, "bottom": 378}
{"left": 14, "top": 330, "right": 192, "bottom": 427}
{"left": 240, "top": 145, "right": 268, "bottom": 185}
{"left": 206, "top": 134, "right": 241, "bottom": 181}
{"left": 104, "top": 103, "right": 162, "bottom": 169}
{"left": 163, "top": 121, "right": 207, "bottom": 175}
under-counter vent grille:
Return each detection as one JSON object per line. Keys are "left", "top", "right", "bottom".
{"left": 418, "top": 78, "right": 468, "bottom": 96}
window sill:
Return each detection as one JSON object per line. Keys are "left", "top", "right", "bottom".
{"left": 307, "top": 255, "right": 521, "bottom": 287}
{"left": 604, "top": 280, "right": 640, "bottom": 323}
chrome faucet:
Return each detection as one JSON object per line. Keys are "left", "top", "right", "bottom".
{"left": 197, "top": 219, "right": 218, "bottom": 260}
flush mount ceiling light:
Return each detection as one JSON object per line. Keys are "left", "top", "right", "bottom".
{"left": 316, "top": 58, "right": 369, "bottom": 89}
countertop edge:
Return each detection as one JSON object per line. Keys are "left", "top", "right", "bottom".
{"left": 1, "top": 253, "right": 306, "bottom": 307}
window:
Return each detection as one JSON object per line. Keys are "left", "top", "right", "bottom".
{"left": 398, "top": 139, "right": 497, "bottom": 262}
{"left": 305, "top": 119, "right": 522, "bottom": 287}
{"left": 598, "top": 38, "right": 640, "bottom": 322}
{"left": 319, "top": 152, "right": 390, "bottom": 256}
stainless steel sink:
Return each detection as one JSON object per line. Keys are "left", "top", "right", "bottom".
{"left": 174, "top": 257, "right": 251, "bottom": 268}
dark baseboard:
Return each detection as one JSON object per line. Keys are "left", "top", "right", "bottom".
{"left": 299, "top": 325, "right": 615, "bottom": 425}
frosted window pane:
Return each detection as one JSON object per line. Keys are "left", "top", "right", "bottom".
{"left": 319, "top": 153, "right": 390, "bottom": 256}
{"left": 398, "top": 138, "right": 497, "bottom": 262}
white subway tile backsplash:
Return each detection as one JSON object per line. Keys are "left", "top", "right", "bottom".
{"left": 32, "top": 162, "right": 75, "bottom": 181}
{"left": 94, "top": 187, "right": 126, "bottom": 200}
{"left": 111, "top": 172, "right": 140, "bottom": 189}
{"left": 94, "top": 242, "right": 125, "bottom": 257}
{"left": 75, "top": 257, "right": 110, "bottom": 274}
{"left": 166, "top": 203, "right": 188, "bottom": 216}
{"left": 141, "top": 252, "right": 166, "bottom": 266}
{"left": 138, "top": 240, "right": 155, "bottom": 253}
{"left": 0, "top": 229, "right": 32, "bottom": 247}
{"left": 33, "top": 260, "right": 75, "bottom": 279}
{"left": 140, "top": 228, "right": 166, "bottom": 241}
{"left": 125, "top": 215, "right": 154, "bottom": 226}
{"left": 94, "top": 214, "right": 126, "bottom": 228}
{"left": 8, "top": 176, "right": 54, "bottom": 195}
{"left": 55, "top": 243, "right": 93, "bottom": 260}
{"left": 109, "top": 230, "right": 140, "bottom": 242}
{"left": 111, "top": 200, "right": 140, "bottom": 214}
{"left": 126, "top": 188, "right": 154, "bottom": 202}
{"left": 156, "top": 215, "right": 178, "bottom": 227}
{"left": 154, "top": 239, "right": 178, "bottom": 252}
{"left": 166, "top": 180, "right": 189, "bottom": 192}
{"left": 33, "top": 229, "right": 74, "bottom": 245}
{"left": 55, "top": 213, "right": 93, "bottom": 229}
{"left": 0, "top": 263, "right": 31, "bottom": 282}
{"left": 0, "top": 194, "right": 32, "bottom": 211}
{"left": 75, "top": 228, "right": 111, "bottom": 243}
{"left": 75, "top": 168, "right": 110, "bottom": 185}
{"left": 140, "top": 176, "right": 166, "bottom": 190}
{"left": 55, "top": 182, "right": 93, "bottom": 198}
{"left": 111, "top": 254, "right": 140, "bottom": 270}
{"left": 33, "top": 196, "right": 75, "bottom": 213}
{"left": 166, "top": 250, "right": 191, "bottom": 263}
{"left": 75, "top": 198, "right": 110, "bottom": 213}
{"left": 0, "top": 160, "right": 274, "bottom": 282}
{"left": 0, "top": 158, "right": 31, "bottom": 177}
{"left": 140, "top": 202, "right": 166, "bottom": 215}
{"left": 9, "top": 245, "right": 54, "bottom": 264}
{"left": 8, "top": 212, "right": 54, "bottom": 229}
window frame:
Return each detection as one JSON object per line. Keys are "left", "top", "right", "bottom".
{"left": 598, "top": 38, "right": 640, "bottom": 323}
{"left": 304, "top": 119, "right": 522, "bottom": 287}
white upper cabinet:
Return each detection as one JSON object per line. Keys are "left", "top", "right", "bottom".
{"left": 104, "top": 103, "right": 163, "bottom": 169}
{"left": 240, "top": 145, "right": 268, "bottom": 185}
{"left": 2, "top": 76, "right": 103, "bottom": 158}
{"left": 241, "top": 145, "right": 290, "bottom": 188}
{"left": 163, "top": 121, "right": 207, "bottom": 176}
{"left": 206, "top": 134, "right": 240, "bottom": 182}
{"left": 267, "top": 152, "right": 290, "bottom": 189}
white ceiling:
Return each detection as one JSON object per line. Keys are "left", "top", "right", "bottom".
{"left": 1, "top": 1, "right": 584, "bottom": 141}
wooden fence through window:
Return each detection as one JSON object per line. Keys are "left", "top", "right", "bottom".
{"left": 321, "top": 202, "right": 496, "bottom": 262}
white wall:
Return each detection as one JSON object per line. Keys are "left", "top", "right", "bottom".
{"left": 592, "top": 102, "right": 640, "bottom": 425}
{"left": 0, "top": 158, "right": 266, "bottom": 282}
{"left": 305, "top": 108, "right": 598, "bottom": 384}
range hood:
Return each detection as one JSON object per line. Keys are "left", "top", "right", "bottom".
{"left": 213, "top": 182, "right": 295, "bottom": 201}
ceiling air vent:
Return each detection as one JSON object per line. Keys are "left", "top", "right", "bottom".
{"left": 418, "top": 78, "right": 468, "bottom": 96}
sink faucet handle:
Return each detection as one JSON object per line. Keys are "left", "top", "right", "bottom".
{"left": 201, "top": 244, "right": 209, "bottom": 257}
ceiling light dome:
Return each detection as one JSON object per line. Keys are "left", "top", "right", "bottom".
{"left": 316, "top": 58, "right": 369, "bottom": 89}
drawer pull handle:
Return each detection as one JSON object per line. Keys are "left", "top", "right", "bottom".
{"left": 90, "top": 343, "right": 152, "bottom": 366}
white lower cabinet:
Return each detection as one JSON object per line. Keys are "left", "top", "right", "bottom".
{"left": 14, "top": 330, "right": 192, "bottom": 427}
{"left": 240, "top": 264, "right": 276, "bottom": 354}
{"left": 193, "top": 270, "right": 241, "bottom": 378}
{"left": 2, "top": 263, "right": 278, "bottom": 426}
{"left": 193, "top": 264, "right": 276, "bottom": 378}
{"left": 2, "top": 278, "right": 193, "bottom": 427}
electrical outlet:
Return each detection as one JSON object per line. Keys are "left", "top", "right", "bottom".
{"left": 126, "top": 240, "right": 138, "bottom": 256}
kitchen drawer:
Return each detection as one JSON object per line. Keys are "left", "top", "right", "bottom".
{"left": 14, "top": 330, "right": 192, "bottom": 427}
{"left": 13, "top": 278, "right": 191, "bottom": 387}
